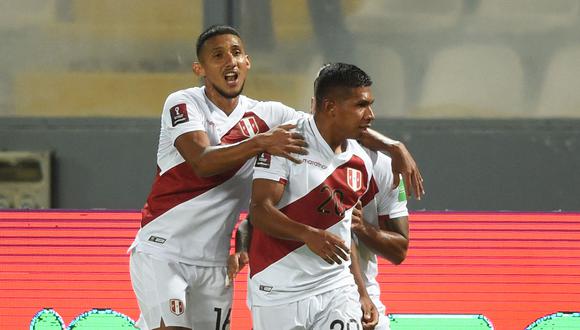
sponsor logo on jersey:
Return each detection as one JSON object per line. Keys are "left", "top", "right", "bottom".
{"left": 259, "top": 285, "right": 273, "bottom": 292}
{"left": 169, "top": 299, "right": 184, "bottom": 316}
{"left": 301, "top": 158, "right": 328, "bottom": 169}
{"left": 170, "top": 103, "right": 189, "bottom": 127}
{"left": 255, "top": 152, "right": 271, "bottom": 168}
{"left": 148, "top": 235, "right": 166, "bottom": 244}
{"left": 239, "top": 117, "right": 259, "bottom": 137}
{"left": 347, "top": 168, "right": 363, "bottom": 192}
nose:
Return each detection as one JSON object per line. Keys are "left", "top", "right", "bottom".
{"left": 366, "top": 106, "right": 375, "bottom": 121}
{"left": 224, "top": 52, "right": 236, "bottom": 67}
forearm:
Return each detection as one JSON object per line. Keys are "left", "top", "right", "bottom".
{"left": 358, "top": 129, "right": 402, "bottom": 155}
{"left": 250, "top": 203, "right": 312, "bottom": 242}
{"left": 349, "top": 242, "right": 370, "bottom": 299}
{"left": 192, "top": 137, "right": 265, "bottom": 177}
{"left": 235, "top": 218, "right": 252, "bottom": 253}
{"left": 354, "top": 225, "right": 408, "bottom": 265}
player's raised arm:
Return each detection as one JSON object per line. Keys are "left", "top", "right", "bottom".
{"left": 358, "top": 129, "right": 424, "bottom": 200}
{"left": 250, "top": 178, "right": 349, "bottom": 264}
{"left": 174, "top": 123, "right": 307, "bottom": 177}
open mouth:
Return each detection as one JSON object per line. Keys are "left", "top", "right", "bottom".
{"left": 224, "top": 71, "right": 239, "bottom": 86}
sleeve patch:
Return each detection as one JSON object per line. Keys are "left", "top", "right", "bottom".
{"left": 397, "top": 177, "right": 407, "bottom": 202}
{"left": 255, "top": 152, "right": 272, "bottom": 168}
{"left": 170, "top": 103, "right": 189, "bottom": 127}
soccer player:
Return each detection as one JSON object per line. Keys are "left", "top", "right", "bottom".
{"left": 248, "top": 63, "right": 379, "bottom": 329}
{"left": 352, "top": 151, "right": 410, "bottom": 330}
{"left": 129, "top": 24, "right": 422, "bottom": 330}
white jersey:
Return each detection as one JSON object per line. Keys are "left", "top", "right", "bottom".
{"left": 248, "top": 116, "right": 374, "bottom": 306}
{"left": 358, "top": 150, "right": 408, "bottom": 300}
{"left": 130, "top": 86, "right": 306, "bottom": 266}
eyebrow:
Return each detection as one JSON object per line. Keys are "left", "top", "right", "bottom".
{"left": 356, "top": 99, "right": 374, "bottom": 106}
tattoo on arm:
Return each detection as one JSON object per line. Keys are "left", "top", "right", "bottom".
{"left": 235, "top": 218, "right": 253, "bottom": 253}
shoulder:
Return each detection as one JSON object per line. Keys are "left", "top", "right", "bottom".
{"left": 244, "top": 97, "right": 293, "bottom": 112}
{"left": 164, "top": 87, "right": 204, "bottom": 106}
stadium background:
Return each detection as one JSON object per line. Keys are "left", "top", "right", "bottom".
{"left": 1, "top": 0, "right": 580, "bottom": 329}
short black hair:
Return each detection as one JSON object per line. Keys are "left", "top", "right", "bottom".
{"left": 314, "top": 63, "right": 372, "bottom": 105}
{"left": 196, "top": 24, "right": 242, "bottom": 59}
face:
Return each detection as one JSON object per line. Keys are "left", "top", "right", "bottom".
{"left": 331, "top": 86, "right": 375, "bottom": 139}
{"left": 194, "top": 34, "right": 251, "bottom": 99}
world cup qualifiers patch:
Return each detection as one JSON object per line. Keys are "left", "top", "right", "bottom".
{"left": 170, "top": 103, "right": 189, "bottom": 127}
{"left": 255, "top": 152, "right": 271, "bottom": 168}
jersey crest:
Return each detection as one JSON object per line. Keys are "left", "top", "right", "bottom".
{"left": 239, "top": 117, "right": 259, "bottom": 137}
{"left": 347, "top": 168, "right": 363, "bottom": 192}
{"left": 169, "top": 299, "right": 184, "bottom": 315}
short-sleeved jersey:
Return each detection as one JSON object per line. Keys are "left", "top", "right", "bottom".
{"left": 357, "top": 150, "right": 409, "bottom": 299}
{"left": 130, "top": 86, "right": 306, "bottom": 266}
{"left": 248, "top": 116, "right": 374, "bottom": 307}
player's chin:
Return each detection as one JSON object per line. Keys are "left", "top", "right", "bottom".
{"left": 356, "top": 126, "right": 370, "bottom": 136}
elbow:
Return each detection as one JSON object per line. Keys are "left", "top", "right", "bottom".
{"left": 392, "top": 250, "right": 407, "bottom": 265}
{"left": 392, "top": 241, "right": 409, "bottom": 265}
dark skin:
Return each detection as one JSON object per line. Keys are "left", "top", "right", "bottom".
{"left": 174, "top": 34, "right": 308, "bottom": 180}
{"left": 350, "top": 240, "right": 380, "bottom": 330}
{"left": 228, "top": 219, "right": 379, "bottom": 328}
{"left": 351, "top": 201, "right": 409, "bottom": 265}
{"left": 189, "top": 32, "right": 424, "bottom": 196}
{"left": 249, "top": 85, "right": 379, "bottom": 328}
{"left": 160, "top": 32, "right": 421, "bottom": 329}
{"left": 251, "top": 85, "right": 376, "bottom": 263}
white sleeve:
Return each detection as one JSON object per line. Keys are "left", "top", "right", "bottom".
{"left": 253, "top": 152, "right": 290, "bottom": 183}
{"left": 161, "top": 92, "right": 206, "bottom": 144}
{"left": 374, "top": 153, "right": 409, "bottom": 219}
{"left": 267, "top": 102, "right": 309, "bottom": 126}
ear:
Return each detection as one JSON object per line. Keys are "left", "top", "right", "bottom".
{"left": 322, "top": 98, "right": 335, "bottom": 115}
{"left": 245, "top": 55, "right": 252, "bottom": 70}
{"left": 310, "top": 97, "right": 315, "bottom": 114}
{"left": 192, "top": 61, "right": 205, "bottom": 77}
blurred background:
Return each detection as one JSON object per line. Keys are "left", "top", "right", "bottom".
{"left": 1, "top": 0, "right": 579, "bottom": 210}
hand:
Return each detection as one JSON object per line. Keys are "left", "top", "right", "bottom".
{"left": 226, "top": 251, "right": 249, "bottom": 286}
{"left": 360, "top": 295, "right": 379, "bottom": 330}
{"left": 256, "top": 124, "right": 308, "bottom": 164}
{"left": 389, "top": 142, "right": 425, "bottom": 200}
{"left": 303, "top": 228, "right": 349, "bottom": 264}
{"left": 351, "top": 201, "right": 366, "bottom": 236}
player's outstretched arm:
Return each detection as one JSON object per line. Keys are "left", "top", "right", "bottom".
{"left": 358, "top": 129, "right": 424, "bottom": 200}
{"left": 175, "top": 124, "right": 307, "bottom": 177}
{"left": 352, "top": 207, "right": 409, "bottom": 265}
{"left": 349, "top": 241, "right": 379, "bottom": 330}
{"left": 250, "top": 178, "right": 349, "bottom": 265}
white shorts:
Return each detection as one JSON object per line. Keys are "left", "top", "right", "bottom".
{"left": 251, "top": 284, "right": 363, "bottom": 330}
{"left": 129, "top": 251, "right": 232, "bottom": 330}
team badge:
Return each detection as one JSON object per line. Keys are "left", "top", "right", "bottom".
{"left": 169, "top": 299, "right": 184, "bottom": 316}
{"left": 239, "top": 117, "right": 259, "bottom": 137}
{"left": 347, "top": 168, "right": 362, "bottom": 192}
{"left": 170, "top": 104, "right": 189, "bottom": 127}
{"left": 255, "top": 152, "right": 271, "bottom": 168}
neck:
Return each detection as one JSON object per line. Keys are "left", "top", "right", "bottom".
{"left": 314, "top": 115, "right": 347, "bottom": 154}
{"left": 204, "top": 86, "right": 239, "bottom": 115}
